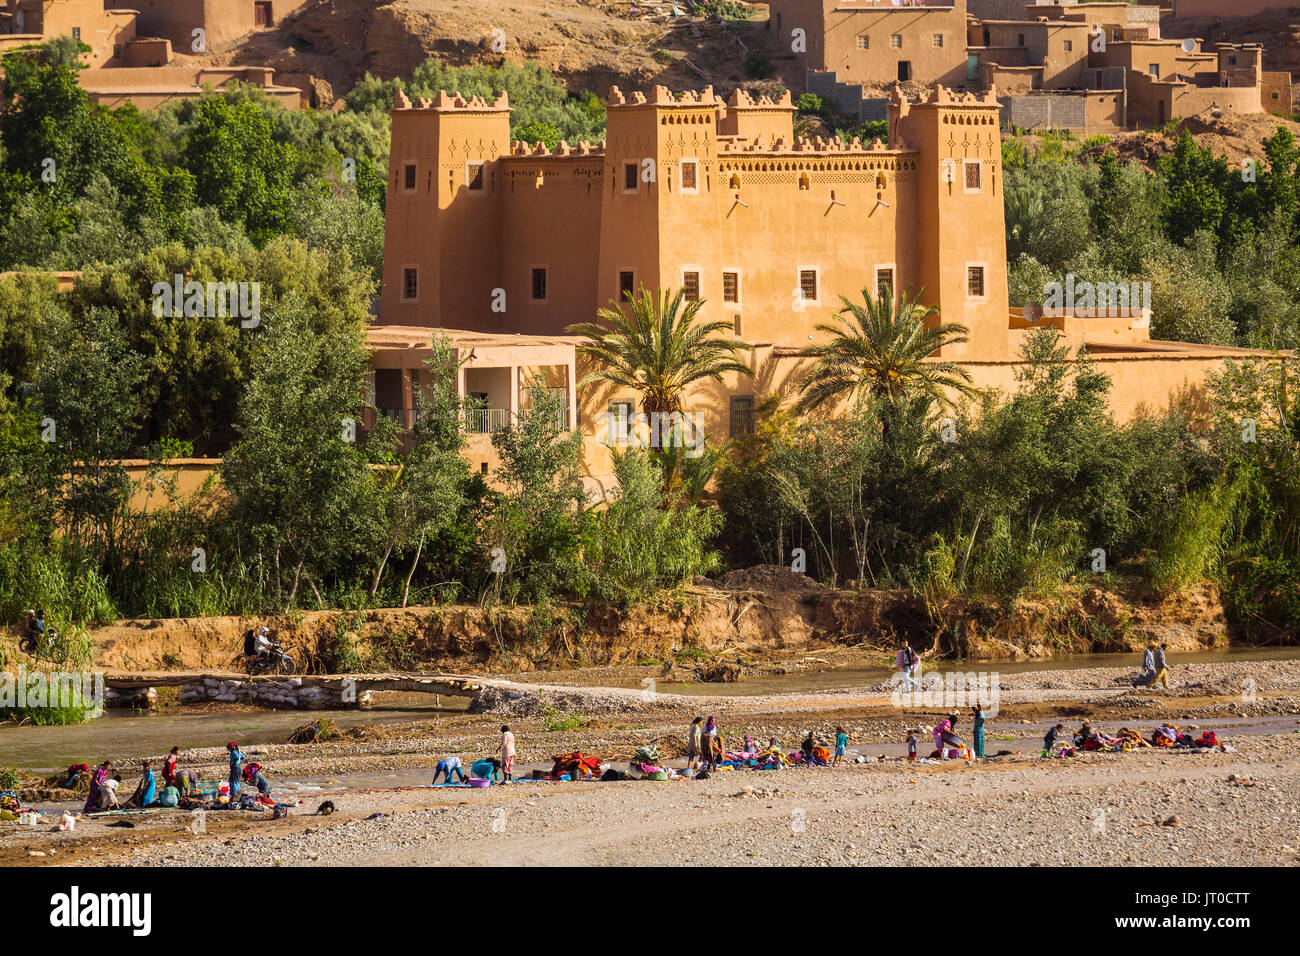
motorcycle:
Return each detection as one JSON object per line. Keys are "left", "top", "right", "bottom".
{"left": 18, "top": 626, "right": 59, "bottom": 656}
{"left": 247, "top": 637, "right": 295, "bottom": 675}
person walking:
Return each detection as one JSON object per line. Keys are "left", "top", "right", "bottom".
{"left": 1137, "top": 643, "right": 1156, "bottom": 686}
{"left": 686, "top": 716, "right": 703, "bottom": 770}
{"left": 500, "top": 725, "right": 516, "bottom": 783}
{"left": 895, "top": 640, "right": 919, "bottom": 693}
{"left": 1152, "top": 643, "right": 1170, "bottom": 689}
{"left": 972, "top": 704, "right": 986, "bottom": 759}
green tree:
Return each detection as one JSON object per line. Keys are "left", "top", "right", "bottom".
{"left": 795, "top": 287, "right": 974, "bottom": 413}
{"left": 568, "top": 286, "right": 753, "bottom": 417}
{"left": 220, "top": 310, "right": 375, "bottom": 610}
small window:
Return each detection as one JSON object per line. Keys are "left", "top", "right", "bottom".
{"left": 531, "top": 268, "right": 548, "bottom": 301}
{"left": 1017, "top": 34, "right": 1025, "bottom": 47}
{"left": 932, "top": 34, "right": 944, "bottom": 49}
{"left": 402, "top": 268, "right": 418, "bottom": 301}
{"left": 72, "top": 27, "right": 81, "bottom": 40}
{"left": 403, "top": 163, "right": 416, "bottom": 191}
{"left": 856, "top": 35, "right": 869, "bottom": 50}
{"left": 876, "top": 268, "right": 894, "bottom": 300}
{"left": 890, "top": 35, "right": 902, "bottom": 50}
{"left": 964, "top": 160, "right": 982, "bottom": 191}
{"left": 1149, "top": 63, "right": 1160, "bottom": 77}
{"left": 799, "top": 269, "right": 818, "bottom": 302}
{"left": 723, "top": 271, "right": 740, "bottom": 304}
{"left": 624, "top": 162, "right": 639, "bottom": 191}
{"left": 466, "top": 162, "right": 485, "bottom": 191}
{"left": 682, "top": 271, "right": 701, "bottom": 302}
{"left": 609, "top": 401, "right": 634, "bottom": 440}
{"left": 1228, "top": 55, "right": 1238, "bottom": 66}
{"left": 967, "top": 266, "right": 985, "bottom": 299}
{"left": 619, "top": 271, "right": 635, "bottom": 299}
{"left": 1064, "top": 40, "right": 1073, "bottom": 52}
{"left": 730, "top": 397, "right": 755, "bottom": 438}
{"left": 681, "top": 160, "right": 698, "bottom": 191}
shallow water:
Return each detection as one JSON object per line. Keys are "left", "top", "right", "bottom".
{"left": 0, "top": 696, "right": 463, "bottom": 770}
{"left": 4, "top": 645, "right": 1298, "bottom": 771}
{"left": 643, "top": 645, "right": 1300, "bottom": 697}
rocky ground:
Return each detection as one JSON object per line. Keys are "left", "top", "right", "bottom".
{"left": 4, "top": 659, "right": 1300, "bottom": 867}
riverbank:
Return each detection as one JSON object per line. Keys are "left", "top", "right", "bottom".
{"left": 4, "top": 658, "right": 1299, "bottom": 866}
{"left": 61, "top": 570, "right": 1242, "bottom": 678}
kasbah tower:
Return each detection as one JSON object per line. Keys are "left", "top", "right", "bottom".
{"left": 375, "top": 82, "right": 1265, "bottom": 485}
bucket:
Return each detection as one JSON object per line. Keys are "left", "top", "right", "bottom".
{"left": 467, "top": 777, "right": 492, "bottom": 788}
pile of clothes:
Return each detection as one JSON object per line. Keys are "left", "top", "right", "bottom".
{"left": 1150, "top": 723, "right": 1225, "bottom": 750}
{"left": 551, "top": 751, "right": 604, "bottom": 781}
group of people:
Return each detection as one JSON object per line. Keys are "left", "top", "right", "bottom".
{"left": 77, "top": 743, "right": 271, "bottom": 813}
{"left": 80, "top": 747, "right": 202, "bottom": 813}
{"left": 1135, "top": 643, "right": 1172, "bottom": 689}
{"left": 903, "top": 704, "right": 988, "bottom": 761}
{"left": 1043, "top": 719, "right": 1221, "bottom": 756}
{"left": 433, "top": 725, "right": 516, "bottom": 785}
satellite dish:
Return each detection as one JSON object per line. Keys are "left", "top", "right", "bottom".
{"left": 1181, "top": 38, "right": 1197, "bottom": 54}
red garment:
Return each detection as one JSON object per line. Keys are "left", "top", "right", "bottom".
{"left": 163, "top": 754, "right": 178, "bottom": 786}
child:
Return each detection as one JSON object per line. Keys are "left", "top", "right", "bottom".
{"left": 687, "top": 716, "right": 703, "bottom": 770}
{"left": 832, "top": 726, "right": 848, "bottom": 767}
{"left": 99, "top": 773, "right": 122, "bottom": 810}
{"left": 500, "top": 725, "right": 516, "bottom": 783}
{"left": 906, "top": 730, "right": 918, "bottom": 763}
{"left": 432, "top": 755, "right": 467, "bottom": 784}
{"left": 163, "top": 746, "right": 180, "bottom": 789}
{"left": 1042, "top": 723, "right": 1065, "bottom": 758}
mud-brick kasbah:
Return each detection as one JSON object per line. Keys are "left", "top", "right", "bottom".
{"left": 365, "top": 79, "right": 1278, "bottom": 497}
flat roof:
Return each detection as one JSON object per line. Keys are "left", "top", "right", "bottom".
{"left": 365, "top": 325, "right": 584, "bottom": 351}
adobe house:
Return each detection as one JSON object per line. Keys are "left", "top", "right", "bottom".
{"left": 1173, "top": 0, "right": 1300, "bottom": 18}
{"left": 771, "top": 0, "right": 974, "bottom": 87}
{"left": 369, "top": 82, "right": 1278, "bottom": 492}
{"left": 103, "top": 0, "right": 310, "bottom": 52}
{"left": 0, "top": 1, "right": 301, "bottom": 108}
{"left": 0, "top": 0, "right": 139, "bottom": 66}
{"left": 969, "top": 4, "right": 1292, "bottom": 129}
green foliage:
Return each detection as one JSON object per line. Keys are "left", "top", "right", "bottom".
{"left": 581, "top": 449, "right": 722, "bottom": 604}
{"left": 744, "top": 51, "right": 771, "bottom": 79}
{"left": 346, "top": 60, "right": 606, "bottom": 147}
{"left": 693, "top": 0, "right": 754, "bottom": 20}
{"left": 485, "top": 385, "right": 588, "bottom": 604}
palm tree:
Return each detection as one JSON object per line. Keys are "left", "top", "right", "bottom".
{"left": 567, "top": 286, "right": 753, "bottom": 418}
{"left": 796, "top": 287, "right": 976, "bottom": 413}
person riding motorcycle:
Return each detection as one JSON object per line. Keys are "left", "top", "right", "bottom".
{"left": 20, "top": 609, "right": 48, "bottom": 653}
{"left": 243, "top": 625, "right": 273, "bottom": 662}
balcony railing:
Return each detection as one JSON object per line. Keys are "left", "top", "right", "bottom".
{"left": 466, "top": 407, "right": 513, "bottom": 434}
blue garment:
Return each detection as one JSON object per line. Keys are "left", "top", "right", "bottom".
{"left": 973, "top": 712, "right": 987, "bottom": 758}
{"left": 140, "top": 768, "right": 156, "bottom": 806}
{"left": 229, "top": 748, "right": 243, "bottom": 797}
